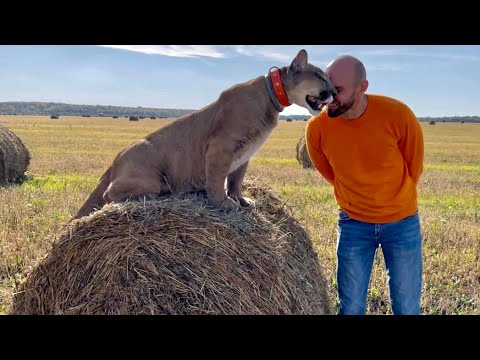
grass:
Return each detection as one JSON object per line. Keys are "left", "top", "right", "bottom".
{"left": 0, "top": 115, "right": 478, "bottom": 315}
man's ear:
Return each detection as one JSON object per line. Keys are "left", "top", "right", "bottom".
{"left": 360, "top": 79, "right": 369, "bottom": 93}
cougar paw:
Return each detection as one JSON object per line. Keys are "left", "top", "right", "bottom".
{"left": 236, "top": 196, "right": 255, "bottom": 207}
{"left": 222, "top": 197, "right": 240, "bottom": 211}
{"left": 141, "top": 193, "right": 159, "bottom": 201}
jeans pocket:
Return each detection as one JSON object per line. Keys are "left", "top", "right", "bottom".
{"left": 338, "top": 210, "right": 351, "bottom": 221}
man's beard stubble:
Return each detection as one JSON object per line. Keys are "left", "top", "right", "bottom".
{"left": 327, "top": 93, "right": 355, "bottom": 118}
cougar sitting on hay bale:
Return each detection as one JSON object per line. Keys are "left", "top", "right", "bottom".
{"left": 0, "top": 124, "right": 30, "bottom": 186}
{"left": 73, "top": 49, "right": 335, "bottom": 219}
{"left": 10, "top": 182, "right": 332, "bottom": 315}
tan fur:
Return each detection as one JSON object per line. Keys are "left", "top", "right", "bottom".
{"left": 73, "top": 49, "right": 335, "bottom": 219}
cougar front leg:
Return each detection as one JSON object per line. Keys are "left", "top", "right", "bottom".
{"left": 205, "top": 140, "right": 238, "bottom": 211}
{"left": 227, "top": 161, "right": 254, "bottom": 207}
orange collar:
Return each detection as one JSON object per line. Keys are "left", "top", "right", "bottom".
{"left": 268, "top": 67, "right": 291, "bottom": 107}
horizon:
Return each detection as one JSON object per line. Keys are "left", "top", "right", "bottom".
{"left": 0, "top": 45, "right": 479, "bottom": 117}
{"left": 0, "top": 100, "right": 478, "bottom": 119}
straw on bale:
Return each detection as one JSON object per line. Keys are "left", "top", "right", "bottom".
{"left": 10, "top": 182, "right": 332, "bottom": 315}
{"left": 0, "top": 124, "right": 30, "bottom": 186}
{"left": 296, "top": 135, "right": 314, "bottom": 169}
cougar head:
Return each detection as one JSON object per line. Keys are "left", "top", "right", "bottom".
{"left": 283, "top": 49, "right": 337, "bottom": 116}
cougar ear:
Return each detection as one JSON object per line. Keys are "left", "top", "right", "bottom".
{"left": 289, "top": 49, "right": 308, "bottom": 73}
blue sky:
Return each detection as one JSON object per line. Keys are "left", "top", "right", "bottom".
{"left": 0, "top": 45, "right": 479, "bottom": 117}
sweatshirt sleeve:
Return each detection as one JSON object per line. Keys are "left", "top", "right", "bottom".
{"left": 305, "top": 121, "right": 335, "bottom": 185}
{"left": 398, "top": 107, "right": 424, "bottom": 184}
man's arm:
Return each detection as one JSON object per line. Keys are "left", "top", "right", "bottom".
{"left": 398, "top": 107, "right": 424, "bottom": 184}
{"left": 305, "top": 123, "right": 335, "bottom": 185}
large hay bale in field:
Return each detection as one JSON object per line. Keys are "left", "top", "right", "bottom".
{"left": 429, "top": 121, "right": 435, "bottom": 125}
{"left": 0, "top": 124, "right": 30, "bottom": 186}
{"left": 129, "top": 116, "right": 139, "bottom": 121}
{"left": 10, "top": 183, "right": 332, "bottom": 315}
{"left": 296, "top": 135, "right": 315, "bottom": 169}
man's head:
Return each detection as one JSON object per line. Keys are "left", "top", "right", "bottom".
{"left": 325, "top": 55, "right": 369, "bottom": 118}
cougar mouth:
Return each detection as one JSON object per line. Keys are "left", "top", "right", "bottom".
{"left": 306, "top": 95, "right": 334, "bottom": 111}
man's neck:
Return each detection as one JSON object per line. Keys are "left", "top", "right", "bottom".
{"left": 343, "top": 94, "right": 368, "bottom": 120}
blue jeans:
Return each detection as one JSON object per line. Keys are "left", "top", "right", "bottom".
{"left": 336, "top": 210, "right": 422, "bottom": 315}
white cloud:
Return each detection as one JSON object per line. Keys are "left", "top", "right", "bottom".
{"left": 234, "top": 45, "right": 254, "bottom": 56}
{"left": 98, "top": 45, "right": 226, "bottom": 58}
{"left": 365, "top": 63, "right": 408, "bottom": 72}
{"left": 233, "top": 46, "right": 292, "bottom": 62}
{"left": 98, "top": 45, "right": 332, "bottom": 63}
{"left": 260, "top": 51, "right": 292, "bottom": 62}
{"left": 359, "top": 49, "right": 401, "bottom": 56}
{"left": 310, "top": 59, "right": 331, "bottom": 68}
{"left": 359, "top": 48, "right": 480, "bottom": 62}
{"left": 436, "top": 53, "right": 480, "bottom": 61}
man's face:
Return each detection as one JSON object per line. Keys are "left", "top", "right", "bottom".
{"left": 325, "top": 66, "right": 358, "bottom": 118}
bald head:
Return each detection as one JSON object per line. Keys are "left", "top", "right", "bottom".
{"left": 326, "top": 55, "right": 366, "bottom": 86}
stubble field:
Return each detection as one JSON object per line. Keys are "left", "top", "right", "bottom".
{"left": 0, "top": 116, "right": 478, "bottom": 314}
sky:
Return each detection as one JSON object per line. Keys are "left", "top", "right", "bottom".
{"left": 0, "top": 45, "right": 479, "bottom": 117}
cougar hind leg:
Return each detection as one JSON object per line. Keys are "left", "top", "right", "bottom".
{"left": 103, "top": 174, "right": 171, "bottom": 203}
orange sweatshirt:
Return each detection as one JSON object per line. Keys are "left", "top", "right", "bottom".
{"left": 306, "top": 94, "right": 424, "bottom": 223}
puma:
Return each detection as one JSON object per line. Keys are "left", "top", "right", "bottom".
{"left": 73, "top": 49, "right": 336, "bottom": 219}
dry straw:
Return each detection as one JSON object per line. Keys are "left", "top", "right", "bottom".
{"left": 0, "top": 124, "right": 30, "bottom": 186}
{"left": 296, "top": 135, "right": 314, "bottom": 169}
{"left": 10, "top": 182, "right": 332, "bottom": 315}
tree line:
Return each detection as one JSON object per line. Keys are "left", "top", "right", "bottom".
{"left": 0, "top": 102, "right": 194, "bottom": 118}
{"left": 0, "top": 102, "right": 479, "bottom": 123}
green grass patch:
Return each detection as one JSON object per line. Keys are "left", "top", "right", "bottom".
{"left": 419, "top": 193, "right": 480, "bottom": 211}
{"left": 22, "top": 174, "right": 100, "bottom": 192}
{"left": 251, "top": 158, "right": 298, "bottom": 166}
{"left": 424, "top": 164, "right": 480, "bottom": 171}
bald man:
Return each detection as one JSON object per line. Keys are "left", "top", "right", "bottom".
{"left": 305, "top": 55, "right": 424, "bottom": 315}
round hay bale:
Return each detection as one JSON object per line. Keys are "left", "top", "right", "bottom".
{"left": 0, "top": 124, "right": 30, "bottom": 186}
{"left": 129, "top": 116, "right": 139, "bottom": 121}
{"left": 296, "top": 135, "right": 315, "bottom": 169}
{"left": 10, "top": 183, "right": 332, "bottom": 315}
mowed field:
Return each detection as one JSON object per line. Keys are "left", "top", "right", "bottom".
{"left": 0, "top": 115, "right": 478, "bottom": 315}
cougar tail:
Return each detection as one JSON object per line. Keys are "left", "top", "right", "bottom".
{"left": 72, "top": 167, "right": 112, "bottom": 220}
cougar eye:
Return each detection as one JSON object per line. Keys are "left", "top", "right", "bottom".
{"left": 319, "top": 90, "right": 329, "bottom": 100}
